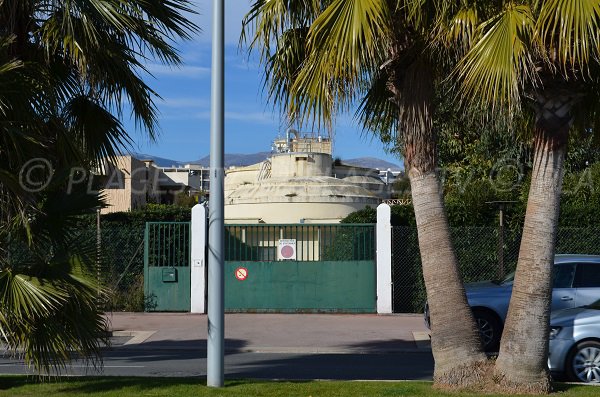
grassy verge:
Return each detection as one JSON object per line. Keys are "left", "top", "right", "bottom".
{"left": 0, "top": 377, "right": 597, "bottom": 397}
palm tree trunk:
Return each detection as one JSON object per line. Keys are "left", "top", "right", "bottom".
{"left": 396, "top": 61, "right": 487, "bottom": 387}
{"left": 409, "top": 169, "right": 489, "bottom": 386}
{"left": 493, "top": 93, "right": 571, "bottom": 394}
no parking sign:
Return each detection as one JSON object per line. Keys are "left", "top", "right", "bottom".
{"left": 235, "top": 267, "right": 248, "bottom": 281}
{"left": 277, "top": 239, "right": 297, "bottom": 260}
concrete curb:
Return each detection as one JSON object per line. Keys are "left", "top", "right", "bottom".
{"left": 107, "top": 342, "right": 431, "bottom": 354}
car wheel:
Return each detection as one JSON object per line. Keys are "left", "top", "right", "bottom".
{"left": 473, "top": 309, "right": 501, "bottom": 352}
{"left": 566, "top": 340, "right": 600, "bottom": 383}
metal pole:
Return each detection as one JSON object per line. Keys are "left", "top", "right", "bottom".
{"left": 207, "top": 0, "right": 225, "bottom": 388}
{"left": 497, "top": 205, "right": 505, "bottom": 280}
{"left": 96, "top": 207, "right": 101, "bottom": 300}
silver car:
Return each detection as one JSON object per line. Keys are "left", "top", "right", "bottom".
{"left": 425, "top": 255, "right": 600, "bottom": 351}
{"left": 549, "top": 299, "right": 600, "bottom": 383}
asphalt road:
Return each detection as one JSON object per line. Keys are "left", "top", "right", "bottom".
{"left": 0, "top": 313, "right": 434, "bottom": 380}
{"left": 0, "top": 348, "right": 434, "bottom": 380}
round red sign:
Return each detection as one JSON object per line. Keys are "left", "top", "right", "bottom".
{"left": 235, "top": 267, "right": 248, "bottom": 281}
{"left": 280, "top": 245, "right": 295, "bottom": 259}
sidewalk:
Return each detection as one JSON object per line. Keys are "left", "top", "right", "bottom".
{"left": 105, "top": 312, "right": 431, "bottom": 354}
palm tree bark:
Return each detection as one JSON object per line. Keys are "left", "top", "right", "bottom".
{"left": 396, "top": 61, "right": 488, "bottom": 387}
{"left": 493, "top": 91, "right": 572, "bottom": 394}
{"left": 410, "top": 170, "right": 489, "bottom": 386}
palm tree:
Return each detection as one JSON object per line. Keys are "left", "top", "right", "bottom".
{"left": 0, "top": 0, "right": 197, "bottom": 374}
{"left": 448, "top": 1, "right": 600, "bottom": 393}
{"left": 242, "top": 0, "right": 487, "bottom": 387}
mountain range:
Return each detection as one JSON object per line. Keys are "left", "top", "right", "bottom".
{"left": 131, "top": 152, "right": 403, "bottom": 171}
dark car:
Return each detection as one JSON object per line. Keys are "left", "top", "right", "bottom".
{"left": 425, "top": 255, "right": 600, "bottom": 351}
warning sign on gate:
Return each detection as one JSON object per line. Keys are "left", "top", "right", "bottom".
{"left": 277, "top": 239, "right": 297, "bottom": 260}
{"left": 235, "top": 267, "right": 248, "bottom": 281}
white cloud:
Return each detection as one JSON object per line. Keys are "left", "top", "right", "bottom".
{"left": 144, "top": 63, "right": 210, "bottom": 78}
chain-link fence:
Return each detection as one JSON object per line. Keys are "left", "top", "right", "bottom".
{"left": 15, "top": 222, "right": 599, "bottom": 313}
{"left": 86, "top": 223, "right": 146, "bottom": 312}
{"left": 391, "top": 226, "right": 600, "bottom": 313}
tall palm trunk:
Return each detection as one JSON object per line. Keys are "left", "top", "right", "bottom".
{"left": 397, "top": 62, "right": 487, "bottom": 387}
{"left": 410, "top": 170, "right": 489, "bottom": 386}
{"left": 493, "top": 91, "right": 572, "bottom": 394}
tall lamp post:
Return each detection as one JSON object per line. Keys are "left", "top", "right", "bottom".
{"left": 207, "top": 0, "right": 225, "bottom": 388}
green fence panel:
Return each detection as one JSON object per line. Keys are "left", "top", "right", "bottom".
{"left": 225, "top": 261, "right": 376, "bottom": 313}
{"left": 144, "top": 222, "right": 191, "bottom": 311}
{"left": 224, "top": 224, "right": 376, "bottom": 313}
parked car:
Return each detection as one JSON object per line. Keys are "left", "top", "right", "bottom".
{"left": 549, "top": 298, "right": 600, "bottom": 383}
{"left": 424, "top": 254, "right": 600, "bottom": 351}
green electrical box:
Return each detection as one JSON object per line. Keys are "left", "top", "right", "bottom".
{"left": 161, "top": 268, "right": 177, "bottom": 282}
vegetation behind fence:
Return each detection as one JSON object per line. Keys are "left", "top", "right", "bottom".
{"left": 33, "top": 223, "right": 600, "bottom": 313}
{"left": 392, "top": 226, "right": 600, "bottom": 313}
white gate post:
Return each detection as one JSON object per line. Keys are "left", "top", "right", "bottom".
{"left": 191, "top": 203, "right": 207, "bottom": 313}
{"left": 376, "top": 203, "right": 392, "bottom": 314}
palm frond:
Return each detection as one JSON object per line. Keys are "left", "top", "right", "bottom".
{"left": 453, "top": 3, "right": 538, "bottom": 113}
{"left": 356, "top": 69, "right": 399, "bottom": 145}
{"left": 537, "top": 0, "right": 600, "bottom": 74}
{"left": 62, "top": 95, "right": 133, "bottom": 164}
{"left": 241, "top": 0, "right": 320, "bottom": 55}
{"left": 434, "top": 6, "right": 479, "bottom": 56}
{"left": 263, "top": 27, "right": 309, "bottom": 117}
{"left": 290, "top": 0, "right": 391, "bottom": 125}
{"left": 0, "top": 271, "right": 66, "bottom": 318}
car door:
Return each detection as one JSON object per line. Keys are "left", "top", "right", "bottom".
{"left": 551, "top": 262, "right": 577, "bottom": 310}
{"left": 573, "top": 262, "right": 600, "bottom": 307}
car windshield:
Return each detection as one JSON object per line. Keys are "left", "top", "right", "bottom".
{"left": 493, "top": 271, "right": 515, "bottom": 285}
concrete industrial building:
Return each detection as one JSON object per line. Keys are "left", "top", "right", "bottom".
{"left": 224, "top": 131, "right": 391, "bottom": 224}
{"left": 99, "top": 133, "right": 397, "bottom": 218}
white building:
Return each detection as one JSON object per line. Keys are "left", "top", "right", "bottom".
{"left": 160, "top": 164, "right": 210, "bottom": 195}
{"left": 224, "top": 131, "right": 391, "bottom": 224}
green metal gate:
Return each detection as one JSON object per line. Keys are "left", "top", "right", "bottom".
{"left": 144, "top": 222, "right": 191, "bottom": 311}
{"left": 224, "top": 224, "right": 376, "bottom": 313}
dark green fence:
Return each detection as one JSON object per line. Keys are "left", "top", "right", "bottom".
{"left": 225, "top": 224, "right": 375, "bottom": 262}
{"left": 224, "top": 223, "right": 377, "bottom": 313}
{"left": 145, "top": 222, "right": 191, "bottom": 267}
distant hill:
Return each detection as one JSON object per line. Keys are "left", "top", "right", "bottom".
{"left": 131, "top": 152, "right": 403, "bottom": 171}
{"left": 129, "top": 153, "right": 185, "bottom": 167}
{"left": 189, "top": 152, "right": 272, "bottom": 168}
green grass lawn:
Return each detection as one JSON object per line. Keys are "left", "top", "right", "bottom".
{"left": 0, "top": 377, "right": 598, "bottom": 397}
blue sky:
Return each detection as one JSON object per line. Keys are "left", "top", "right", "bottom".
{"left": 124, "top": 0, "right": 402, "bottom": 167}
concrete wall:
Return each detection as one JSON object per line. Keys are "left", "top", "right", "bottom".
{"left": 101, "top": 156, "right": 133, "bottom": 214}
{"left": 270, "top": 153, "right": 332, "bottom": 178}
{"left": 225, "top": 201, "right": 372, "bottom": 224}
{"left": 224, "top": 163, "right": 261, "bottom": 196}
